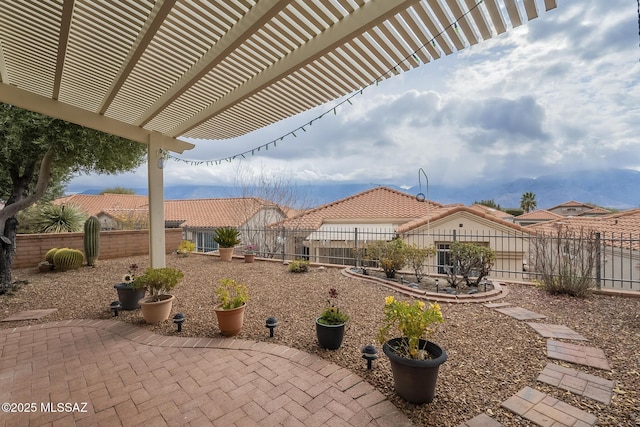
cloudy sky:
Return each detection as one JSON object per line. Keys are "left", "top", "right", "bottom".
{"left": 68, "top": 0, "right": 640, "bottom": 193}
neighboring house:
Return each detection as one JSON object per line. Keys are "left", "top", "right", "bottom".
{"left": 467, "top": 204, "right": 516, "bottom": 222}
{"left": 529, "top": 209, "right": 640, "bottom": 290}
{"left": 52, "top": 194, "right": 287, "bottom": 253}
{"left": 548, "top": 200, "right": 610, "bottom": 217}
{"left": 164, "top": 198, "right": 287, "bottom": 252}
{"left": 276, "top": 187, "right": 442, "bottom": 264}
{"left": 514, "top": 209, "right": 563, "bottom": 227}
{"left": 398, "top": 205, "right": 533, "bottom": 281}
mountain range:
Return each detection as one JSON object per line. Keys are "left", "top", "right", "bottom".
{"left": 72, "top": 169, "right": 640, "bottom": 211}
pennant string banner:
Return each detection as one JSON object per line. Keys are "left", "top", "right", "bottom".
{"left": 168, "top": 0, "right": 484, "bottom": 166}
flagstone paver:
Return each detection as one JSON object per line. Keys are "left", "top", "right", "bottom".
{"left": 537, "top": 363, "right": 615, "bottom": 405}
{"left": 0, "top": 320, "right": 411, "bottom": 426}
{"left": 526, "top": 323, "right": 588, "bottom": 341}
{"left": 501, "top": 387, "right": 598, "bottom": 426}
{"left": 456, "top": 413, "right": 504, "bottom": 427}
{"left": 547, "top": 340, "right": 611, "bottom": 370}
{"left": 493, "top": 306, "right": 547, "bottom": 320}
{"left": 483, "top": 302, "right": 513, "bottom": 308}
{"left": 1, "top": 309, "right": 57, "bottom": 322}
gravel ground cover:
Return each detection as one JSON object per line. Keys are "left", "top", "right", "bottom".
{"left": 2, "top": 254, "right": 639, "bottom": 426}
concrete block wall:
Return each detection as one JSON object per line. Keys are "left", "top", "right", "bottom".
{"left": 13, "top": 229, "right": 183, "bottom": 269}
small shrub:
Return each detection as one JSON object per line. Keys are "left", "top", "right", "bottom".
{"left": 215, "top": 278, "right": 248, "bottom": 309}
{"left": 178, "top": 240, "right": 195, "bottom": 256}
{"left": 365, "top": 239, "right": 406, "bottom": 279}
{"left": 404, "top": 244, "right": 435, "bottom": 282}
{"left": 445, "top": 242, "right": 495, "bottom": 288}
{"left": 289, "top": 260, "right": 310, "bottom": 273}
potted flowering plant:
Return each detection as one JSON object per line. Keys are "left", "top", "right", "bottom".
{"left": 378, "top": 296, "right": 446, "bottom": 404}
{"left": 113, "top": 263, "right": 146, "bottom": 310}
{"left": 244, "top": 243, "right": 256, "bottom": 263}
{"left": 214, "top": 278, "right": 249, "bottom": 336}
{"left": 315, "top": 288, "right": 349, "bottom": 350}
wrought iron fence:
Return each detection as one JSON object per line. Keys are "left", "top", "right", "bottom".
{"left": 194, "top": 226, "right": 640, "bottom": 291}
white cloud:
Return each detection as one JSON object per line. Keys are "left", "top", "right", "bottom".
{"left": 69, "top": 0, "right": 640, "bottom": 194}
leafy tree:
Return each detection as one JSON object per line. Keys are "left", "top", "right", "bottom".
{"left": 474, "top": 199, "right": 502, "bottom": 210}
{"left": 520, "top": 192, "right": 537, "bottom": 213}
{"left": 0, "top": 104, "right": 147, "bottom": 291}
{"left": 99, "top": 187, "right": 136, "bottom": 195}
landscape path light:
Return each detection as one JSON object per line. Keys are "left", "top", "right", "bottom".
{"left": 362, "top": 345, "right": 378, "bottom": 370}
{"left": 110, "top": 301, "right": 121, "bottom": 317}
{"left": 173, "top": 313, "right": 185, "bottom": 332}
{"left": 266, "top": 317, "right": 278, "bottom": 337}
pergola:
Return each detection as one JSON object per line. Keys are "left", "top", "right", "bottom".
{"left": 0, "top": 0, "right": 557, "bottom": 267}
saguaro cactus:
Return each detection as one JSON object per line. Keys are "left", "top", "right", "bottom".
{"left": 84, "top": 216, "right": 101, "bottom": 266}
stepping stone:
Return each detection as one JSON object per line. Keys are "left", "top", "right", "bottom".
{"left": 526, "top": 323, "right": 588, "bottom": 341}
{"left": 484, "top": 302, "right": 513, "bottom": 308}
{"left": 537, "top": 363, "right": 615, "bottom": 405}
{"left": 456, "top": 413, "right": 503, "bottom": 427}
{"left": 494, "top": 306, "right": 547, "bottom": 320}
{"left": 547, "top": 340, "right": 611, "bottom": 370}
{"left": 1, "top": 309, "right": 57, "bottom": 322}
{"left": 501, "top": 386, "right": 598, "bottom": 426}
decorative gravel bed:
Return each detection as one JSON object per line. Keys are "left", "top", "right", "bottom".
{"left": 2, "top": 254, "right": 639, "bottom": 426}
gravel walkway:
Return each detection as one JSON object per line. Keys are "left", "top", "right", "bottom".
{"left": 2, "top": 254, "right": 639, "bottom": 426}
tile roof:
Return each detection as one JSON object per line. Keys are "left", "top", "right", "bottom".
{"left": 549, "top": 200, "right": 595, "bottom": 210}
{"left": 468, "top": 204, "right": 515, "bottom": 220}
{"left": 53, "top": 194, "right": 278, "bottom": 228}
{"left": 278, "top": 187, "right": 442, "bottom": 229}
{"left": 397, "top": 205, "right": 531, "bottom": 234}
{"left": 580, "top": 207, "right": 611, "bottom": 216}
{"left": 53, "top": 194, "right": 149, "bottom": 216}
{"left": 515, "top": 209, "right": 564, "bottom": 221}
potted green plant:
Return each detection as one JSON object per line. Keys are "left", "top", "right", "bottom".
{"left": 244, "top": 243, "right": 256, "bottom": 263}
{"left": 114, "top": 263, "right": 146, "bottom": 310}
{"left": 214, "top": 278, "right": 248, "bottom": 336}
{"left": 378, "top": 296, "right": 446, "bottom": 404}
{"left": 316, "top": 288, "right": 349, "bottom": 350}
{"left": 133, "top": 267, "right": 184, "bottom": 323}
{"left": 213, "top": 227, "right": 241, "bottom": 261}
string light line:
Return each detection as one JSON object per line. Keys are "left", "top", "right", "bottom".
{"left": 168, "top": 0, "right": 485, "bottom": 166}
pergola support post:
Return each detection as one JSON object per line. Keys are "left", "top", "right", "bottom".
{"left": 148, "top": 132, "right": 166, "bottom": 268}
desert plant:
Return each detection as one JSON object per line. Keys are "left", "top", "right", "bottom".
{"left": 83, "top": 216, "right": 101, "bottom": 266}
{"left": 365, "top": 239, "right": 406, "bottom": 278}
{"left": 33, "top": 203, "right": 87, "bottom": 233}
{"left": 404, "top": 244, "right": 436, "bottom": 282}
{"left": 133, "top": 267, "right": 183, "bottom": 301}
{"left": 52, "top": 248, "right": 84, "bottom": 271}
{"left": 530, "top": 225, "right": 596, "bottom": 298}
{"left": 215, "top": 278, "right": 248, "bottom": 309}
{"left": 445, "top": 242, "right": 495, "bottom": 287}
{"left": 213, "top": 227, "right": 241, "bottom": 248}
{"left": 177, "top": 240, "right": 195, "bottom": 256}
{"left": 44, "top": 247, "right": 59, "bottom": 264}
{"left": 288, "top": 259, "right": 310, "bottom": 273}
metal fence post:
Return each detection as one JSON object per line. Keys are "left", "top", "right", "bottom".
{"left": 595, "top": 232, "right": 601, "bottom": 290}
{"left": 354, "top": 227, "right": 358, "bottom": 268}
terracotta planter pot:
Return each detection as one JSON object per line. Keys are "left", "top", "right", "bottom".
{"left": 383, "top": 338, "right": 447, "bottom": 404}
{"left": 214, "top": 303, "right": 246, "bottom": 336}
{"left": 114, "top": 283, "right": 146, "bottom": 310}
{"left": 139, "top": 295, "right": 175, "bottom": 323}
{"left": 244, "top": 254, "right": 255, "bottom": 263}
{"left": 218, "top": 247, "right": 234, "bottom": 261}
{"left": 315, "top": 318, "right": 346, "bottom": 350}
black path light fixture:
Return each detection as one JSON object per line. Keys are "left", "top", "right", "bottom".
{"left": 173, "top": 313, "right": 185, "bottom": 332}
{"left": 362, "top": 345, "right": 378, "bottom": 369}
{"left": 110, "top": 301, "right": 121, "bottom": 317}
{"left": 266, "top": 317, "right": 278, "bottom": 337}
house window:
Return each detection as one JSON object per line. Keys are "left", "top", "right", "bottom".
{"left": 436, "top": 243, "right": 451, "bottom": 275}
{"left": 195, "top": 231, "right": 218, "bottom": 252}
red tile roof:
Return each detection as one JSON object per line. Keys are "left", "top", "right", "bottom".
{"left": 278, "top": 187, "right": 442, "bottom": 229}
{"left": 549, "top": 200, "right": 595, "bottom": 210}
{"left": 515, "top": 209, "right": 564, "bottom": 221}
{"left": 53, "top": 194, "right": 149, "bottom": 216}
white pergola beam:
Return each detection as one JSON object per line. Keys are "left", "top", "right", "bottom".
{"left": 0, "top": 82, "right": 194, "bottom": 153}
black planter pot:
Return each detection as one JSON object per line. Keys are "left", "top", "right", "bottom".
{"left": 382, "top": 338, "right": 447, "bottom": 404}
{"left": 315, "top": 317, "right": 346, "bottom": 350}
{"left": 114, "top": 283, "right": 146, "bottom": 310}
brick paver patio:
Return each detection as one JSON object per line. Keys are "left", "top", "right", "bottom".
{"left": 501, "top": 387, "right": 598, "bottom": 426}
{"left": 546, "top": 340, "right": 611, "bottom": 370}
{"left": 537, "top": 363, "right": 615, "bottom": 405}
{"left": 0, "top": 320, "right": 411, "bottom": 426}
{"left": 526, "top": 323, "right": 588, "bottom": 341}
{"left": 456, "top": 413, "right": 503, "bottom": 427}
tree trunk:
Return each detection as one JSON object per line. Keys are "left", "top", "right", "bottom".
{"left": 0, "top": 217, "right": 17, "bottom": 293}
